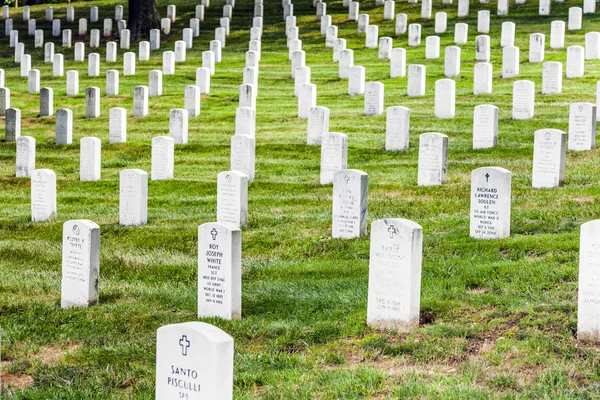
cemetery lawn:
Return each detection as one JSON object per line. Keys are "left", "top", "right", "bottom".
{"left": 2, "top": 0, "right": 600, "bottom": 398}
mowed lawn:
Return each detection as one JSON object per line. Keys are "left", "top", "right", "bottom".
{"left": 1, "top": 0, "right": 600, "bottom": 398}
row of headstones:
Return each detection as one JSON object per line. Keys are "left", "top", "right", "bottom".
{"left": 59, "top": 217, "right": 600, "bottom": 398}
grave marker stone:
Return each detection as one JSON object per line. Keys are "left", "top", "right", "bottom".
{"left": 31, "top": 168, "right": 56, "bottom": 222}
{"left": 80, "top": 137, "right": 101, "bottom": 181}
{"left": 320, "top": 132, "right": 348, "bottom": 184}
{"left": 217, "top": 171, "right": 248, "bottom": 228}
{"left": 332, "top": 169, "right": 368, "bottom": 238}
{"left": 16, "top": 135, "right": 34, "bottom": 176}
{"left": 470, "top": 167, "right": 512, "bottom": 239}
{"left": 152, "top": 136, "right": 175, "bottom": 180}
{"left": 532, "top": 129, "right": 567, "bottom": 188}
{"left": 119, "top": 169, "right": 148, "bottom": 226}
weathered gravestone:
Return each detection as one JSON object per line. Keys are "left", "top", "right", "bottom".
{"left": 407, "top": 65, "right": 426, "bottom": 96}
{"left": 418, "top": 133, "right": 448, "bottom": 186}
{"left": 444, "top": 46, "right": 460, "bottom": 78}
{"left": 367, "top": 218, "right": 423, "bottom": 332}
{"left": 155, "top": 322, "right": 234, "bottom": 399}
{"left": 169, "top": 109, "right": 189, "bottom": 145}
{"left": 434, "top": 79, "right": 455, "bottom": 118}
{"left": 470, "top": 167, "right": 512, "bottom": 239}
{"left": 85, "top": 87, "right": 100, "bottom": 118}
{"left": 386, "top": 106, "right": 410, "bottom": 151}
{"left": 532, "top": 129, "right": 566, "bottom": 188}
{"left": 109, "top": 107, "right": 127, "bottom": 143}
{"left": 307, "top": 106, "right": 330, "bottom": 145}
{"left": 16, "top": 135, "right": 34, "bottom": 177}
{"left": 217, "top": 171, "right": 248, "bottom": 228}
{"left": 56, "top": 108, "right": 72, "bottom": 144}
{"left": 568, "top": 102, "right": 596, "bottom": 151}
{"left": 390, "top": 48, "right": 406, "bottom": 78}
{"left": 119, "top": 169, "right": 148, "bottom": 226}
{"left": 542, "top": 62, "right": 562, "bottom": 94}
{"left": 5, "top": 107, "right": 20, "bottom": 141}
{"left": 577, "top": 220, "right": 600, "bottom": 341}
{"left": 512, "top": 80, "right": 535, "bottom": 120}
{"left": 473, "top": 105, "right": 499, "bottom": 149}
{"left": 31, "top": 169, "right": 56, "bottom": 222}
{"left": 184, "top": 86, "right": 201, "bottom": 118}
{"left": 198, "top": 222, "right": 242, "bottom": 321}
{"left": 502, "top": 46, "right": 519, "bottom": 79}
{"left": 80, "top": 137, "right": 101, "bottom": 181}
{"left": 332, "top": 169, "right": 368, "bottom": 239}
{"left": 133, "top": 86, "right": 149, "bottom": 117}
{"left": 152, "top": 136, "right": 175, "bottom": 180}
{"left": 231, "top": 134, "right": 255, "bottom": 182}
{"left": 364, "top": 82, "right": 384, "bottom": 116}
{"left": 235, "top": 107, "right": 256, "bottom": 137}
{"left": 529, "top": 33, "right": 545, "bottom": 62}
{"left": 61, "top": 220, "right": 100, "bottom": 308}
{"left": 320, "top": 132, "right": 348, "bottom": 184}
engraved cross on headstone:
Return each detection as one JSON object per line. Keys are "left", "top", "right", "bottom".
{"left": 210, "top": 228, "right": 218, "bottom": 240}
{"left": 388, "top": 225, "right": 397, "bottom": 238}
{"left": 485, "top": 173, "right": 490, "bottom": 182}
{"left": 179, "top": 335, "right": 191, "bottom": 356}
{"left": 344, "top": 174, "right": 350, "bottom": 184}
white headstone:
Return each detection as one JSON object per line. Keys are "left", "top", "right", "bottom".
{"left": 152, "top": 136, "right": 175, "bottom": 180}
{"left": 473, "top": 62, "right": 492, "bottom": 95}
{"left": 155, "top": 322, "right": 234, "bottom": 399}
{"left": 28, "top": 69, "right": 40, "bottom": 93}
{"left": 550, "top": 21, "right": 565, "bottom": 49}
{"left": 454, "top": 23, "right": 468, "bottom": 45}
{"left": 408, "top": 23, "right": 421, "bottom": 47}
{"left": 385, "top": 106, "right": 410, "bottom": 151}
{"left": 585, "top": 32, "right": 600, "bottom": 60}
{"left": 364, "top": 82, "right": 384, "bottom": 116}
{"left": 477, "top": 10, "right": 490, "bottom": 33}
{"left": 80, "top": 137, "right": 101, "bottom": 181}
{"left": 396, "top": 13, "right": 407, "bottom": 34}
{"left": 239, "top": 84, "right": 256, "bottom": 109}
{"left": 298, "top": 83, "right": 317, "bottom": 119}
{"left": 458, "top": 0, "right": 469, "bottom": 17}
{"left": 67, "top": 70, "right": 79, "bottom": 96}
{"left": 295, "top": 66, "right": 310, "bottom": 97}
{"left": 566, "top": 46, "right": 585, "bottom": 78}
{"left": 418, "top": 133, "right": 448, "bottom": 186}
{"left": 577, "top": 221, "right": 600, "bottom": 341}
{"left": 16, "top": 135, "right": 34, "bottom": 176}
{"left": 320, "top": 132, "right": 348, "bottom": 184}
{"left": 40, "top": 87, "right": 53, "bottom": 117}
{"left": 61, "top": 220, "right": 100, "bottom": 308}
{"left": 475, "top": 35, "right": 490, "bottom": 62}
{"left": 542, "top": 62, "right": 562, "bottom": 94}
{"left": 473, "top": 105, "right": 499, "bottom": 149}
{"left": 106, "top": 69, "right": 119, "bottom": 96}
{"left": 529, "top": 33, "right": 545, "bottom": 63}
{"left": 217, "top": 171, "right": 248, "bottom": 228}
{"left": 53, "top": 53, "right": 64, "bottom": 77}
{"left": 148, "top": 70, "right": 163, "bottom": 97}
{"left": 169, "top": 108, "right": 189, "bottom": 144}
{"left": 0, "top": 87, "right": 9, "bottom": 117}
{"left": 235, "top": 107, "right": 256, "bottom": 137}
{"left": 231, "top": 134, "right": 255, "bottom": 181}
{"left": 407, "top": 65, "right": 426, "bottom": 97}
{"left": 569, "top": 7, "right": 583, "bottom": 30}
{"left": 502, "top": 46, "right": 520, "bottom": 79}
{"left": 435, "top": 12, "right": 447, "bottom": 33}
{"left": 568, "top": 102, "right": 597, "bottom": 151}
{"left": 348, "top": 65, "right": 365, "bottom": 95}
{"left": 55, "top": 108, "right": 72, "bottom": 144}
{"left": 307, "top": 106, "right": 330, "bottom": 145}
{"left": 339, "top": 49, "right": 354, "bottom": 79}
{"left": 425, "top": 36, "right": 440, "bottom": 59}
{"left": 470, "top": 167, "right": 512, "bottom": 239}
{"left": 332, "top": 169, "right": 368, "bottom": 238}
{"left": 202, "top": 51, "right": 214, "bottom": 76}
{"left": 434, "top": 79, "right": 455, "bottom": 118}
{"left": 119, "top": 169, "right": 148, "bottom": 226}
{"left": 31, "top": 168, "right": 56, "bottom": 222}
{"left": 163, "top": 51, "right": 176, "bottom": 75}
{"left": 367, "top": 218, "right": 423, "bottom": 332}
{"left": 88, "top": 53, "right": 100, "bottom": 76}
{"left": 109, "top": 107, "right": 127, "bottom": 143}
{"left": 512, "top": 80, "right": 535, "bottom": 120}
{"left": 366, "top": 25, "right": 378, "bottom": 48}
{"left": 532, "top": 129, "right": 567, "bottom": 188}
{"left": 133, "top": 86, "right": 149, "bottom": 117}
{"left": 501, "top": 22, "right": 515, "bottom": 47}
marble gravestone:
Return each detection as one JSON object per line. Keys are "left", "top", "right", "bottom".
{"left": 473, "top": 105, "right": 499, "bottom": 149}
{"left": 532, "top": 129, "right": 567, "bottom": 188}
{"left": 364, "top": 82, "right": 384, "bottom": 116}
{"left": 6, "top": 107, "right": 20, "bottom": 142}
{"left": 417, "top": 133, "right": 448, "bottom": 186}
{"left": 55, "top": 108, "right": 72, "bottom": 144}
{"left": 577, "top": 220, "right": 600, "bottom": 341}
{"left": 109, "top": 107, "right": 127, "bottom": 143}
{"left": 568, "top": 102, "right": 596, "bottom": 151}
{"left": 152, "top": 136, "right": 175, "bottom": 180}
{"left": 235, "top": 107, "right": 256, "bottom": 137}
{"left": 542, "top": 62, "right": 562, "bottom": 94}
{"left": 307, "top": 106, "right": 330, "bottom": 145}
{"left": 386, "top": 106, "right": 410, "bottom": 151}
{"left": 31, "top": 169, "right": 57, "bottom": 222}
{"left": 197, "top": 222, "right": 242, "bottom": 321}
{"left": 473, "top": 63, "right": 492, "bottom": 95}
{"left": 217, "top": 171, "right": 248, "bottom": 228}
{"left": 407, "top": 65, "right": 426, "bottom": 96}
{"left": 155, "top": 322, "right": 234, "bottom": 399}
{"left": 434, "top": 79, "right": 455, "bottom": 118}
{"left": 332, "top": 169, "right": 368, "bottom": 239}
{"left": 80, "top": 137, "right": 101, "bottom": 181}
{"left": 367, "top": 218, "right": 423, "bottom": 332}
{"left": 230, "top": 134, "right": 255, "bottom": 182}
{"left": 348, "top": 66, "right": 365, "bottom": 95}
{"left": 512, "top": 80, "right": 535, "bottom": 120}
{"left": 119, "top": 169, "right": 148, "bottom": 226}
{"left": 169, "top": 109, "right": 189, "bottom": 145}
{"left": 444, "top": 46, "right": 461, "bottom": 78}
{"left": 61, "top": 220, "right": 100, "bottom": 308}
{"left": 470, "top": 167, "right": 512, "bottom": 239}
{"left": 320, "top": 132, "right": 348, "bottom": 184}
{"left": 85, "top": 87, "right": 100, "bottom": 118}
{"left": 16, "top": 135, "right": 34, "bottom": 177}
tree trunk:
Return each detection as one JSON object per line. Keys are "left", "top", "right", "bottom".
{"left": 128, "top": 0, "right": 159, "bottom": 41}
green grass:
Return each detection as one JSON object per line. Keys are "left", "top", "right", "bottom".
{"left": 1, "top": 0, "right": 600, "bottom": 398}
